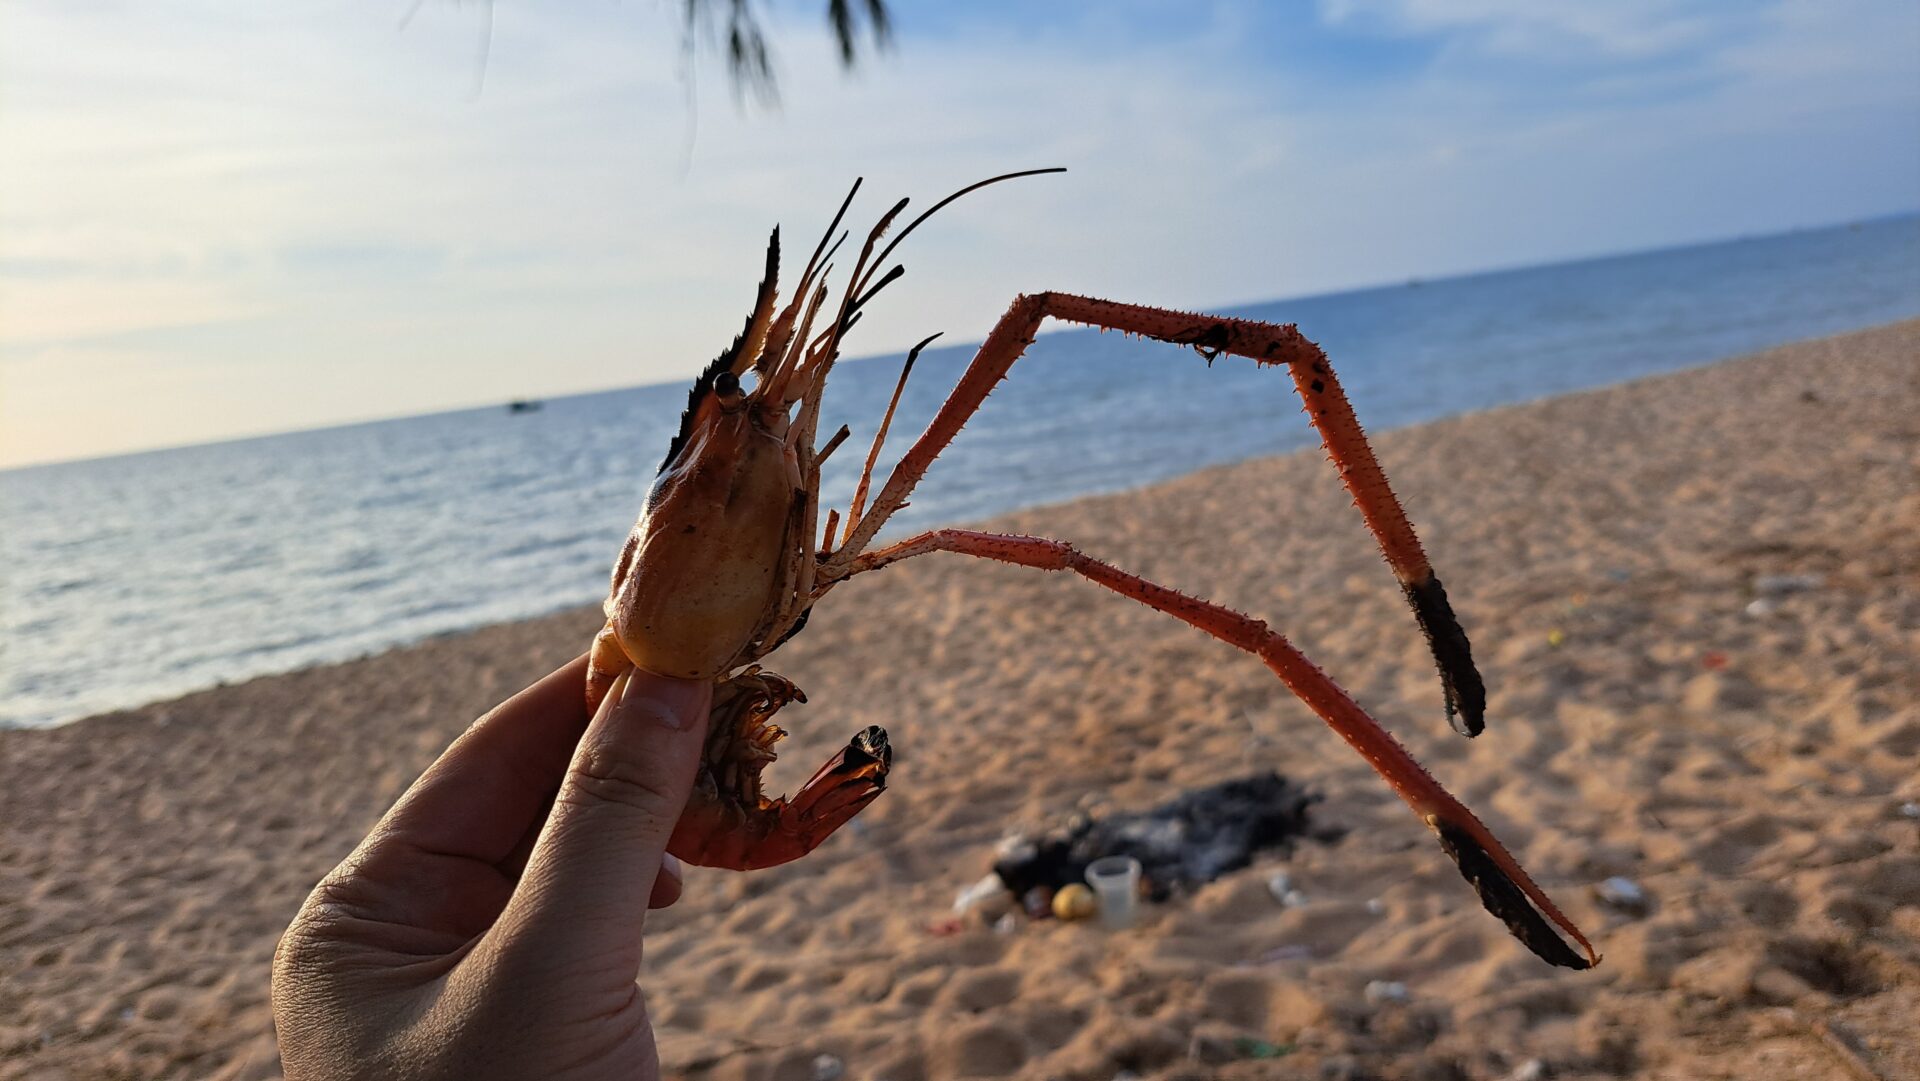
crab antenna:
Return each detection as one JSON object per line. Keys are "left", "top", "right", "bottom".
{"left": 815, "top": 423, "right": 852, "bottom": 467}
{"left": 774, "top": 280, "right": 834, "bottom": 405}
{"left": 765, "top": 224, "right": 849, "bottom": 387}
{"left": 837, "top": 196, "right": 912, "bottom": 336}
{"left": 760, "top": 191, "right": 859, "bottom": 393}
{"left": 817, "top": 232, "right": 849, "bottom": 278}
{"left": 847, "top": 264, "right": 907, "bottom": 323}
{"left": 848, "top": 332, "right": 938, "bottom": 532}
{"left": 799, "top": 179, "right": 862, "bottom": 298}
{"left": 851, "top": 167, "right": 1066, "bottom": 302}
{"left": 820, "top": 507, "right": 842, "bottom": 554}
{"left": 768, "top": 267, "right": 832, "bottom": 400}
{"left": 803, "top": 171, "right": 1065, "bottom": 488}
{"left": 803, "top": 196, "right": 911, "bottom": 435}
{"left": 794, "top": 271, "right": 869, "bottom": 466}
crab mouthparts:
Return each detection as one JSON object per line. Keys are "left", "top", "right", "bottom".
{"left": 710, "top": 693, "right": 789, "bottom": 808}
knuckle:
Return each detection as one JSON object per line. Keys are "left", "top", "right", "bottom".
{"left": 562, "top": 747, "right": 684, "bottom": 828}
{"left": 287, "top": 867, "right": 361, "bottom": 935}
{"left": 273, "top": 879, "right": 359, "bottom": 989}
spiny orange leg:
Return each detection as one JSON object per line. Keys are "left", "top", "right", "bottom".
{"left": 667, "top": 669, "right": 892, "bottom": 871}
{"left": 847, "top": 529, "right": 1597, "bottom": 969}
{"left": 827, "top": 293, "right": 1485, "bottom": 737}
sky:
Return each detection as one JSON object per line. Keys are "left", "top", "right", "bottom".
{"left": 2, "top": 0, "right": 1916, "bottom": 469}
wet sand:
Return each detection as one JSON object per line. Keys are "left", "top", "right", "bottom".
{"left": 3, "top": 321, "right": 1916, "bottom": 1080}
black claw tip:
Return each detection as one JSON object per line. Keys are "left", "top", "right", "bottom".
{"left": 1433, "top": 819, "right": 1591, "bottom": 970}
{"left": 850, "top": 725, "right": 892, "bottom": 770}
{"left": 1404, "top": 574, "right": 1487, "bottom": 738}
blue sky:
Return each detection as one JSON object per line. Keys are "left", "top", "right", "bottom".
{"left": 3, "top": 0, "right": 1916, "bottom": 467}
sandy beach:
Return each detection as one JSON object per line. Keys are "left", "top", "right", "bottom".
{"left": 3, "top": 321, "right": 1916, "bottom": 1080}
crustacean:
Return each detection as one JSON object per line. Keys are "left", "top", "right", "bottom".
{"left": 585, "top": 170, "right": 1598, "bottom": 969}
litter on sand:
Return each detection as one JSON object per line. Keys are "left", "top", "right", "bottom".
{"left": 956, "top": 772, "right": 1331, "bottom": 924}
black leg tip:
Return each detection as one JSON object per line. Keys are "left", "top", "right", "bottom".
{"left": 1433, "top": 819, "right": 1592, "bottom": 970}
{"left": 1404, "top": 574, "right": 1487, "bottom": 738}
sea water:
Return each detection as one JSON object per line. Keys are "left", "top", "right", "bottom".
{"left": 3, "top": 216, "right": 1916, "bottom": 728}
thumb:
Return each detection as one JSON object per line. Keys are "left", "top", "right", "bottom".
{"left": 495, "top": 666, "right": 711, "bottom": 971}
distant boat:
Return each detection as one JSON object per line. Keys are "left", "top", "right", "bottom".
{"left": 506, "top": 399, "right": 544, "bottom": 414}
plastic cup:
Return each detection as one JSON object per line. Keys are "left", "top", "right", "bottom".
{"left": 1084, "top": 856, "right": 1142, "bottom": 930}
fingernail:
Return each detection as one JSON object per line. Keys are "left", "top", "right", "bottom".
{"left": 615, "top": 669, "right": 712, "bottom": 732}
{"left": 661, "top": 853, "right": 683, "bottom": 881}
{"left": 593, "top": 669, "right": 633, "bottom": 721}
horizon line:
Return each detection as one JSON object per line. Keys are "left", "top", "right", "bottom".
{"left": 6, "top": 207, "right": 1913, "bottom": 475}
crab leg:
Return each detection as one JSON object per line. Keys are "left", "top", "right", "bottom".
{"left": 825, "top": 293, "right": 1485, "bottom": 737}
{"left": 847, "top": 333, "right": 938, "bottom": 535}
{"left": 846, "top": 527, "right": 1597, "bottom": 970}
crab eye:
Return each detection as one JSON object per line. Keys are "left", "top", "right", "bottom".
{"left": 714, "top": 371, "right": 741, "bottom": 397}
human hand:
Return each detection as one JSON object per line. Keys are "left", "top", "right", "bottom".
{"left": 272, "top": 655, "right": 713, "bottom": 1080}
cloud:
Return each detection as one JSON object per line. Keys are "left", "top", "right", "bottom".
{"left": 1319, "top": 0, "right": 1743, "bottom": 61}
{"left": 1, "top": 0, "right": 1914, "bottom": 467}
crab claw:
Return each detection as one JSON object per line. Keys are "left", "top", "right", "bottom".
{"left": 667, "top": 668, "right": 891, "bottom": 871}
